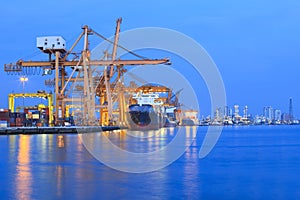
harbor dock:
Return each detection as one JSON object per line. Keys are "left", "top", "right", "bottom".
{"left": 0, "top": 126, "right": 121, "bottom": 135}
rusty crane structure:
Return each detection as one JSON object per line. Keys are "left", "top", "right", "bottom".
{"left": 4, "top": 18, "right": 170, "bottom": 126}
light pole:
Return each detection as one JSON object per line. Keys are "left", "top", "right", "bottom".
{"left": 20, "top": 76, "right": 28, "bottom": 92}
{"left": 20, "top": 76, "right": 28, "bottom": 106}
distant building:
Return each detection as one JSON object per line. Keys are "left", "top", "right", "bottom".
{"left": 224, "top": 106, "right": 229, "bottom": 117}
{"left": 289, "top": 97, "right": 294, "bottom": 121}
{"left": 274, "top": 109, "right": 282, "bottom": 121}
{"left": 214, "top": 107, "right": 223, "bottom": 120}
{"left": 243, "top": 106, "right": 248, "bottom": 118}
{"left": 263, "top": 106, "right": 274, "bottom": 121}
{"left": 229, "top": 108, "right": 233, "bottom": 117}
{"left": 281, "top": 113, "right": 290, "bottom": 123}
{"left": 234, "top": 105, "right": 239, "bottom": 117}
{"left": 263, "top": 107, "right": 267, "bottom": 118}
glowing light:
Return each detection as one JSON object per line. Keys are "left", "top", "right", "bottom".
{"left": 20, "top": 77, "right": 28, "bottom": 82}
{"left": 20, "top": 76, "right": 29, "bottom": 92}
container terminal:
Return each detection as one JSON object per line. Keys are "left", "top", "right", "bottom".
{"left": 3, "top": 18, "right": 294, "bottom": 132}
{"left": 0, "top": 18, "right": 199, "bottom": 133}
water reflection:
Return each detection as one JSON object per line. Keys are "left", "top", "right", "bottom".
{"left": 5, "top": 127, "right": 200, "bottom": 199}
{"left": 56, "top": 135, "right": 66, "bottom": 198}
{"left": 15, "top": 135, "right": 32, "bottom": 200}
{"left": 55, "top": 165, "right": 64, "bottom": 197}
{"left": 57, "top": 135, "right": 65, "bottom": 148}
{"left": 183, "top": 126, "right": 200, "bottom": 198}
{"left": 8, "top": 135, "right": 17, "bottom": 163}
{"left": 2, "top": 126, "right": 299, "bottom": 199}
{"left": 185, "top": 126, "right": 198, "bottom": 159}
{"left": 79, "top": 127, "right": 198, "bottom": 173}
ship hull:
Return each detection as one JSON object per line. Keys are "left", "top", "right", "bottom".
{"left": 126, "top": 104, "right": 166, "bottom": 130}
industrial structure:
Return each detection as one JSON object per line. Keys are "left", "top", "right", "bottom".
{"left": 289, "top": 97, "right": 294, "bottom": 122}
{"left": 8, "top": 92, "right": 53, "bottom": 126}
{"left": 4, "top": 18, "right": 171, "bottom": 126}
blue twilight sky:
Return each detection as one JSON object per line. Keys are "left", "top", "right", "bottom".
{"left": 0, "top": 0, "right": 300, "bottom": 117}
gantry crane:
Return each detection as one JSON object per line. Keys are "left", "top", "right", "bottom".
{"left": 4, "top": 18, "right": 170, "bottom": 126}
{"left": 8, "top": 92, "right": 53, "bottom": 125}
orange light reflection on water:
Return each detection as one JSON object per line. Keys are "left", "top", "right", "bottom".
{"left": 56, "top": 135, "right": 66, "bottom": 198}
{"left": 15, "top": 135, "right": 32, "bottom": 200}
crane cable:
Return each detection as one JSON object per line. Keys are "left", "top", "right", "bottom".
{"left": 92, "top": 30, "right": 149, "bottom": 60}
{"left": 18, "top": 50, "right": 42, "bottom": 61}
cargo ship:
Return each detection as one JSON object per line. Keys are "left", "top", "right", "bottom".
{"left": 126, "top": 92, "right": 166, "bottom": 130}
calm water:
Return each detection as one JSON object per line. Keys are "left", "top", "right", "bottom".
{"left": 0, "top": 126, "right": 300, "bottom": 199}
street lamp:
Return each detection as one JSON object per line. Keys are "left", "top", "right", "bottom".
{"left": 20, "top": 76, "right": 28, "bottom": 107}
{"left": 20, "top": 76, "right": 28, "bottom": 93}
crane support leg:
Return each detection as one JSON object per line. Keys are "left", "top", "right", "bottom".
{"left": 55, "top": 51, "right": 60, "bottom": 125}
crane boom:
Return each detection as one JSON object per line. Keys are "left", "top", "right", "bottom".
{"left": 4, "top": 59, "right": 169, "bottom": 70}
